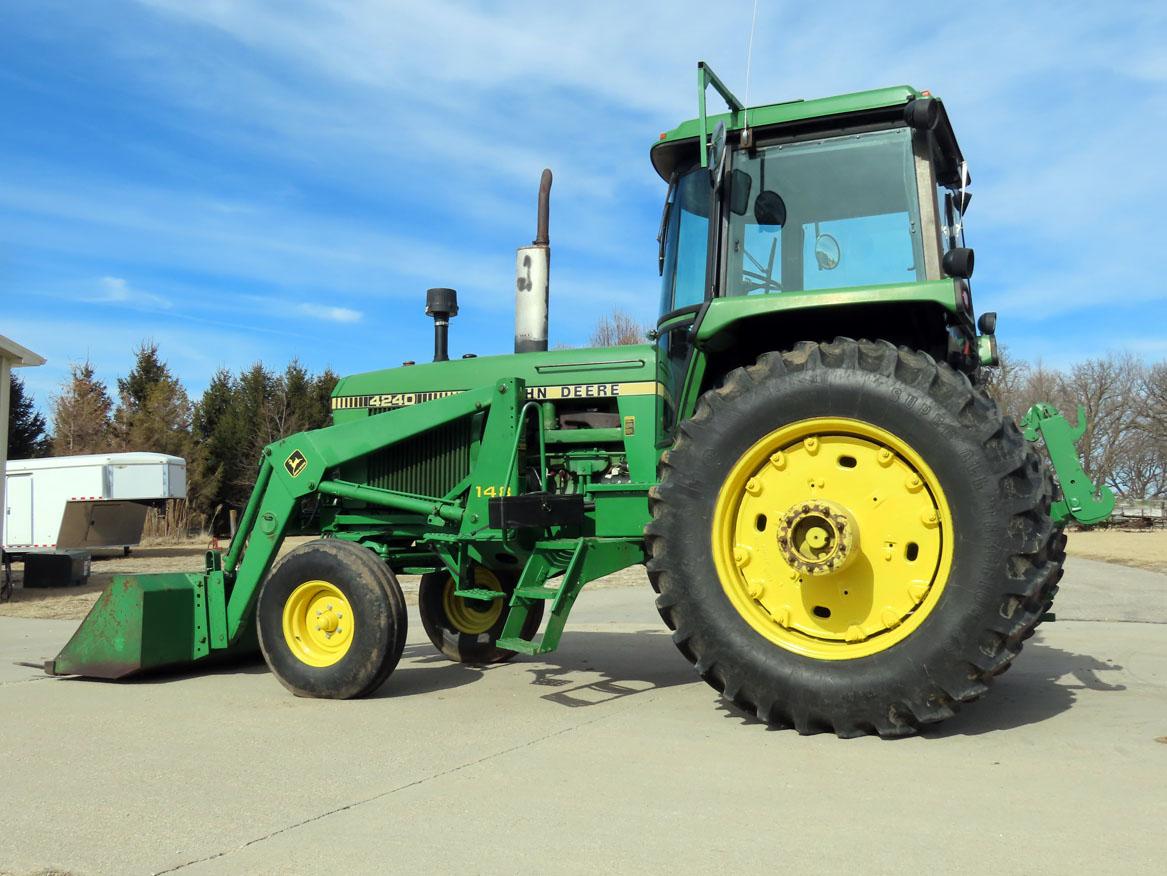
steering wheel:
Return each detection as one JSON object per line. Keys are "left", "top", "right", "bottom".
{"left": 742, "top": 237, "right": 781, "bottom": 293}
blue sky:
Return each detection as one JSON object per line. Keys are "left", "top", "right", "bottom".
{"left": 3, "top": 0, "right": 1165, "bottom": 413}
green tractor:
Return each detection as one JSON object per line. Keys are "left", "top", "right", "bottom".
{"left": 48, "top": 63, "right": 1114, "bottom": 737}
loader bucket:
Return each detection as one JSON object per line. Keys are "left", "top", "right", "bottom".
{"left": 46, "top": 572, "right": 254, "bottom": 679}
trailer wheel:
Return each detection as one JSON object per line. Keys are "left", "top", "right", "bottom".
{"left": 646, "top": 339, "right": 1057, "bottom": 737}
{"left": 419, "top": 566, "right": 543, "bottom": 664}
{"left": 257, "top": 539, "right": 407, "bottom": 698}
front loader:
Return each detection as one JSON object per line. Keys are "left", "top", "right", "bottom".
{"left": 48, "top": 63, "right": 1114, "bottom": 736}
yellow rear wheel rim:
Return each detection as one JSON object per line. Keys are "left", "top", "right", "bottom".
{"left": 711, "top": 417, "right": 953, "bottom": 660}
{"left": 442, "top": 568, "right": 504, "bottom": 635}
{"left": 282, "top": 580, "right": 354, "bottom": 667}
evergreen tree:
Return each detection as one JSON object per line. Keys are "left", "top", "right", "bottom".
{"left": 313, "top": 367, "right": 340, "bottom": 428}
{"left": 186, "top": 360, "right": 341, "bottom": 518}
{"left": 189, "top": 369, "right": 242, "bottom": 515}
{"left": 113, "top": 343, "right": 193, "bottom": 456}
{"left": 51, "top": 361, "right": 114, "bottom": 455}
{"left": 7, "top": 373, "right": 50, "bottom": 459}
{"left": 117, "top": 342, "right": 167, "bottom": 414}
{"left": 231, "top": 362, "right": 277, "bottom": 503}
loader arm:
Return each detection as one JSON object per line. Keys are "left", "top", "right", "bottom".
{"left": 48, "top": 379, "right": 524, "bottom": 678}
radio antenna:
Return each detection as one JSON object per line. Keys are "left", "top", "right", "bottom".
{"left": 742, "top": 0, "right": 760, "bottom": 140}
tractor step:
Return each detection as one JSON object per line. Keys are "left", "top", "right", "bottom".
{"left": 495, "top": 636, "right": 548, "bottom": 655}
{"left": 452, "top": 588, "right": 506, "bottom": 600}
{"left": 513, "top": 586, "right": 561, "bottom": 600}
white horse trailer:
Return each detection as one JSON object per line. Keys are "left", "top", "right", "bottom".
{"left": 3, "top": 452, "right": 186, "bottom": 552}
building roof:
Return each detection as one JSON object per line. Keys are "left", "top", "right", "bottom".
{"left": 0, "top": 335, "right": 45, "bottom": 367}
{"left": 6, "top": 452, "right": 185, "bottom": 471}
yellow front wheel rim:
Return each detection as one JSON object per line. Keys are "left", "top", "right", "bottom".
{"left": 442, "top": 568, "right": 504, "bottom": 635}
{"left": 282, "top": 580, "right": 354, "bottom": 667}
{"left": 711, "top": 417, "right": 953, "bottom": 660}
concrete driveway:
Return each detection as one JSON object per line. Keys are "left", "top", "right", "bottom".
{"left": 1, "top": 557, "right": 1165, "bottom": 875}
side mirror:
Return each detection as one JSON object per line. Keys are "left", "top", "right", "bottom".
{"left": 754, "top": 190, "right": 786, "bottom": 226}
{"left": 729, "top": 169, "right": 752, "bottom": 215}
{"left": 943, "top": 247, "right": 975, "bottom": 279}
{"left": 954, "top": 190, "right": 972, "bottom": 213}
{"left": 814, "top": 233, "right": 841, "bottom": 270}
{"left": 977, "top": 311, "right": 997, "bottom": 335}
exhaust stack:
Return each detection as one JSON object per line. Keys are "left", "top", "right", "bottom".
{"left": 515, "top": 168, "right": 552, "bottom": 353}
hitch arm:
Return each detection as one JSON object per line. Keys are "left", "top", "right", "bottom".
{"left": 1020, "top": 403, "right": 1116, "bottom": 526}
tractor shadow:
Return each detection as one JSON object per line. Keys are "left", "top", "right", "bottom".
{"left": 374, "top": 629, "right": 696, "bottom": 707}
{"left": 717, "top": 637, "right": 1127, "bottom": 737}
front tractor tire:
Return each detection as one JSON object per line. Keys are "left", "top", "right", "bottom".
{"left": 258, "top": 539, "right": 407, "bottom": 699}
{"left": 647, "top": 339, "right": 1057, "bottom": 738}
{"left": 419, "top": 566, "right": 544, "bottom": 664}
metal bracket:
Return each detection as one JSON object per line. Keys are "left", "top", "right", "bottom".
{"left": 1020, "top": 403, "right": 1116, "bottom": 526}
{"left": 697, "top": 61, "right": 744, "bottom": 168}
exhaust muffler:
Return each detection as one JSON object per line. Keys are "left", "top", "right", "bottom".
{"left": 515, "top": 168, "right": 552, "bottom": 353}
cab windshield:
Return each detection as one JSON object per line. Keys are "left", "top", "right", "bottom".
{"left": 658, "top": 168, "right": 710, "bottom": 315}
{"left": 726, "top": 128, "right": 925, "bottom": 295}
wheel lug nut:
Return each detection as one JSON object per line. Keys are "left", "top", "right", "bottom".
{"left": 905, "top": 474, "right": 923, "bottom": 492}
{"left": 921, "top": 509, "right": 938, "bottom": 527}
{"left": 877, "top": 448, "right": 893, "bottom": 466}
{"left": 804, "top": 437, "right": 820, "bottom": 455}
{"left": 769, "top": 452, "right": 786, "bottom": 470}
{"left": 745, "top": 478, "right": 762, "bottom": 496}
{"left": 734, "top": 545, "right": 752, "bottom": 568}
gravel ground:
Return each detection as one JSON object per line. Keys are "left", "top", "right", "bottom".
{"left": 0, "top": 537, "right": 649, "bottom": 621}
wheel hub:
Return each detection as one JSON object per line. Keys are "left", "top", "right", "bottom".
{"left": 282, "top": 580, "right": 354, "bottom": 667}
{"left": 778, "top": 500, "right": 857, "bottom": 575}
{"left": 711, "top": 418, "right": 953, "bottom": 660}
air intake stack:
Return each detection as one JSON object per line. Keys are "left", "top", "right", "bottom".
{"left": 425, "top": 287, "right": 458, "bottom": 362}
{"left": 514, "top": 168, "right": 552, "bottom": 353}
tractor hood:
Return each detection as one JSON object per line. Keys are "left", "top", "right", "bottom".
{"left": 330, "top": 344, "right": 657, "bottom": 417}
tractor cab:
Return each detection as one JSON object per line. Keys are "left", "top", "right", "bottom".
{"left": 654, "top": 69, "right": 972, "bottom": 316}
{"left": 651, "top": 67, "right": 982, "bottom": 432}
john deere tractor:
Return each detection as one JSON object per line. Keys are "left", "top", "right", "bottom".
{"left": 48, "top": 63, "right": 1113, "bottom": 737}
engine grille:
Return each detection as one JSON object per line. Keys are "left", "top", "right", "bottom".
{"left": 366, "top": 417, "right": 472, "bottom": 498}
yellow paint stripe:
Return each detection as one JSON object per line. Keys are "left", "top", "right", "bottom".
{"left": 331, "top": 381, "right": 660, "bottom": 411}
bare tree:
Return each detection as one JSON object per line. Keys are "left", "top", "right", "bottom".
{"left": 1060, "top": 353, "right": 1144, "bottom": 494}
{"left": 590, "top": 309, "right": 647, "bottom": 347}
{"left": 982, "top": 345, "right": 1032, "bottom": 421}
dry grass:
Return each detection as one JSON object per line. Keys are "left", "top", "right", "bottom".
{"left": 1064, "top": 527, "right": 1167, "bottom": 573}
{"left": 5, "top": 527, "right": 1161, "bottom": 623}
{"left": 0, "top": 537, "right": 316, "bottom": 621}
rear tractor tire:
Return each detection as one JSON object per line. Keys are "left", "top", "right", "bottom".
{"left": 646, "top": 339, "right": 1057, "bottom": 737}
{"left": 419, "top": 565, "right": 544, "bottom": 664}
{"left": 257, "top": 539, "right": 407, "bottom": 698}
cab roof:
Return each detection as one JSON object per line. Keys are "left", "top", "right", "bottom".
{"left": 651, "top": 84, "right": 967, "bottom": 187}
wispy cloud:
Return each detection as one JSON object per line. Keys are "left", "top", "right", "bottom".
{"left": 2, "top": 0, "right": 1165, "bottom": 418}
{"left": 297, "top": 302, "right": 362, "bottom": 323}
{"left": 89, "top": 275, "right": 172, "bottom": 309}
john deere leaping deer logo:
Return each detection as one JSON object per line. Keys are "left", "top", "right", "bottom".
{"left": 284, "top": 449, "right": 308, "bottom": 478}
